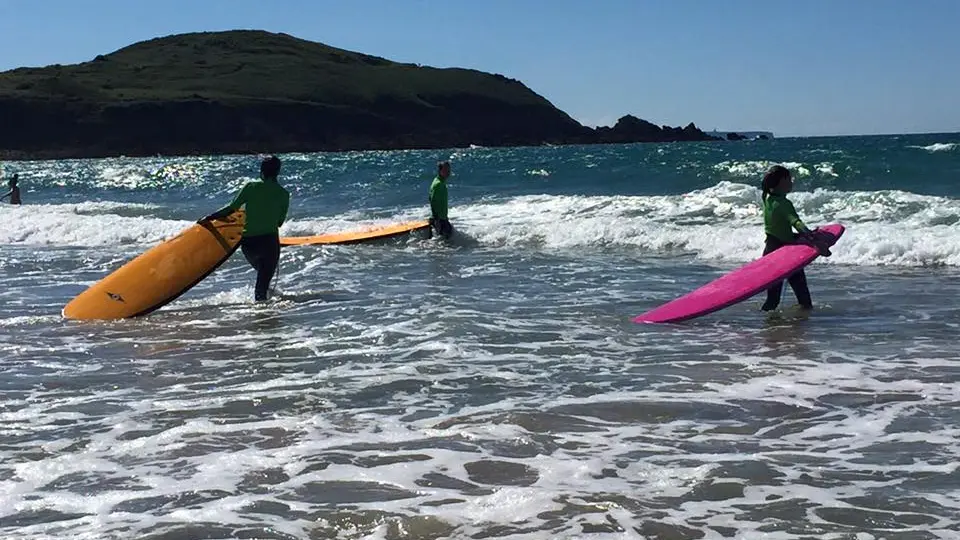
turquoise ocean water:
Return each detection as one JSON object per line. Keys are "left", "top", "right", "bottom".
{"left": 1, "top": 134, "right": 959, "bottom": 538}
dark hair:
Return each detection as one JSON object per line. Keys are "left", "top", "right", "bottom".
{"left": 761, "top": 165, "right": 790, "bottom": 199}
{"left": 437, "top": 160, "right": 450, "bottom": 172}
{"left": 260, "top": 155, "right": 281, "bottom": 179}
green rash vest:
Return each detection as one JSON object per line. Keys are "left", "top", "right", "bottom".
{"left": 763, "top": 193, "right": 808, "bottom": 243}
{"left": 429, "top": 176, "right": 448, "bottom": 220}
{"left": 228, "top": 179, "right": 290, "bottom": 237}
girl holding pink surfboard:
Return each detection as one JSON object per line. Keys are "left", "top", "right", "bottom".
{"left": 633, "top": 165, "right": 844, "bottom": 325}
{"left": 759, "top": 165, "right": 830, "bottom": 312}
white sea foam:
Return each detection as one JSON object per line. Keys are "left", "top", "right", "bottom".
{"left": 3, "top": 183, "right": 960, "bottom": 266}
{"left": 1, "top": 323, "right": 956, "bottom": 539}
{"left": 451, "top": 182, "right": 960, "bottom": 266}
{"left": 0, "top": 203, "right": 189, "bottom": 246}
{"left": 2, "top": 145, "right": 958, "bottom": 540}
{"left": 909, "top": 142, "right": 958, "bottom": 153}
{"left": 714, "top": 160, "right": 813, "bottom": 178}
{"left": 1, "top": 237, "right": 958, "bottom": 539}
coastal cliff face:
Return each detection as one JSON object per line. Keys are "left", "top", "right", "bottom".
{"left": 0, "top": 30, "right": 716, "bottom": 159}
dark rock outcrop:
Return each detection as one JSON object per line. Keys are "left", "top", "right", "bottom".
{"left": 594, "top": 116, "right": 715, "bottom": 144}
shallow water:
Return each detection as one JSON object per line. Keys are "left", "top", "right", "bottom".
{"left": 2, "top": 134, "right": 960, "bottom": 538}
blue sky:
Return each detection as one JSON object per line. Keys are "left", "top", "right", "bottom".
{"left": 0, "top": 0, "right": 956, "bottom": 137}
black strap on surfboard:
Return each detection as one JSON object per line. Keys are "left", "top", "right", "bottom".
{"left": 198, "top": 220, "right": 233, "bottom": 253}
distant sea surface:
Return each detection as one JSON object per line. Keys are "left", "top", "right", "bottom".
{"left": 2, "top": 134, "right": 959, "bottom": 539}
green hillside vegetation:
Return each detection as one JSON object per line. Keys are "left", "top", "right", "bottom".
{"left": 0, "top": 30, "right": 714, "bottom": 159}
{"left": 0, "top": 30, "right": 558, "bottom": 109}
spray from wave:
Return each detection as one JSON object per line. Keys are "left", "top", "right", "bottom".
{"left": 909, "top": 143, "right": 958, "bottom": 153}
{"left": 3, "top": 182, "right": 959, "bottom": 267}
{"left": 452, "top": 182, "right": 960, "bottom": 267}
{"left": 0, "top": 202, "right": 189, "bottom": 246}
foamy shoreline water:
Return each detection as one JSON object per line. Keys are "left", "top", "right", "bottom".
{"left": 2, "top": 135, "right": 959, "bottom": 538}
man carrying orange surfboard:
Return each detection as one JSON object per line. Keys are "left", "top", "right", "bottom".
{"left": 429, "top": 161, "right": 453, "bottom": 238}
{"left": 200, "top": 156, "right": 290, "bottom": 302}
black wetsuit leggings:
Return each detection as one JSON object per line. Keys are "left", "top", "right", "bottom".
{"left": 240, "top": 233, "right": 280, "bottom": 301}
{"left": 762, "top": 234, "right": 812, "bottom": 311}
{"left": 430, "top": 218, "right": 453, "bottom": 238}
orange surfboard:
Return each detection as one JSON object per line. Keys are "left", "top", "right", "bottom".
{"left": 62, "top": 210, "right": 245, "bottom": 320}
{"left": 280, "top": 220, "right": 431, "bottom": 246}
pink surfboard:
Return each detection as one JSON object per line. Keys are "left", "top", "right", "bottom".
{"left": 634, "top": 223, "right": 845, "bottom": 324}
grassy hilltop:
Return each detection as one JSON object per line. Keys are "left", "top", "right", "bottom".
{"left": 0, "top": 30, "right": 714, "bottom": 159}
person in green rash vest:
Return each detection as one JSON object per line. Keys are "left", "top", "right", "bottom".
{"left": 200, "top": 155, "right": 290, "bottom": 302}
{"left": 759, "top": 164, "right": 830, "bottom": 312}
{"left": 429, "top": 160, "right": 453, "bottom": 238}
